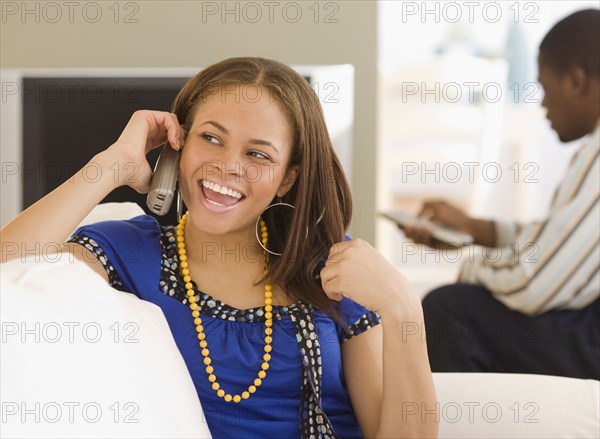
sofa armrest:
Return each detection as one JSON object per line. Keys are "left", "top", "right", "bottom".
{"left": 433, "top": 372, "right": 600, "bottom": 438}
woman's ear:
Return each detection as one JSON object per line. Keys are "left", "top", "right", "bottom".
{"left": 277, "top": 165, "right": 299, "bottom": 198}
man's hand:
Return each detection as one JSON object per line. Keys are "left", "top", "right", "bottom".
{"left": 403, "top": 200, "right": 472, "bottom": 249}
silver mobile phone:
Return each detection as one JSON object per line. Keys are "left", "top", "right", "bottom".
{"left": 146, "top": 143, "right": 181, "bottom": 216}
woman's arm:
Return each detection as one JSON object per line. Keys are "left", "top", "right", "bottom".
{"left": 343, "top": 294, "right": 438, "bottom": 438}
{"left": 320, "top": 239, "right": 438, "bottom": 438}
{"left": 0, "top": 110, "right": 184, "bottom": 263}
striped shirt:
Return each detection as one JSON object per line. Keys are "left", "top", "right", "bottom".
{"left": 458, "top": 124, "right": 600, "bottom": 315}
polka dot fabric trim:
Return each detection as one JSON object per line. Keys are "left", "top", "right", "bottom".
{"left": 341, "top": 310, "right": 381, "bottom": 342}
{"left": 67, "top": 235, "right": 126, "bottom": 292}
{"left": 289, "top": 305, "right": 340, "bottom": 438}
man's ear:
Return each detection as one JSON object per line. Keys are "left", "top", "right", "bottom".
{"left": 566, "top": 65, "right": 590, "bottom": 97}
{"left": 277, "top": 165, "right": 299, "bottom": 198}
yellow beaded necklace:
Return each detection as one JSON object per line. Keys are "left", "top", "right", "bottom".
{"left": 176, "top": 211, "right": 273, "bottom": 403}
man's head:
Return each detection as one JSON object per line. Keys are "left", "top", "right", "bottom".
{"left": 538, "top": 9, "right": 600, "bottom": 142}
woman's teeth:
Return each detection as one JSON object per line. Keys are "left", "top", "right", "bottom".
{"left": 201, "top": 180, "right": 243, "bottom": 200}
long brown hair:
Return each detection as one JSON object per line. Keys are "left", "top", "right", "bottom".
{"left": 172, "top": 57, "right": 353, "bottom": 318}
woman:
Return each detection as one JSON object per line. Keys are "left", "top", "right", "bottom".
{"left": 1, "top": 57, "right": 437, "bottom": 438}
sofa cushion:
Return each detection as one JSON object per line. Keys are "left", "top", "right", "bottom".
{"left": 1, "top": 252, "right": 212, "bottom": 438}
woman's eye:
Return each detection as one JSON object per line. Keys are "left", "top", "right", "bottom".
{"left": 202, "top": 134, "right": 221, "bottom": 145}
{"left": 249, "top": 151, "right": 270, "bottom": 160}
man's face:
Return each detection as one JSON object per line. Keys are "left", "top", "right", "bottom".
{"left": 538, "top": 56, "right": 588, "bottom": 142}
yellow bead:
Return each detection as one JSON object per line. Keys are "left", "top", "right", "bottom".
{"left": 233, "top": 395, "right": 241, "bottom": 403}
{"left": 190, "top": 303, "right": 198, "bottom": 311}
{"left": 180, "top": 254, "right": 187, "bottom": 262}
{"left": 181, "top": 261, "right": 188, "bottom": 269}
{"left": 203, "top": 357, "right": 211, "bottom": 365}
{"left": 254, "top": 378, "right": 262, "bottom": 387}
{"left": 265, "top": 298, "right": 273, "bottom": 306}
{"left": 195, "top": 318, "right": 202, "bottom": 326}
{"left": 265, "top": 336, "right": 272, "bottom": 344}
{"left": 264, "top": 345, "right": 272, "bottom": 353}
{"left": 189, "top": 296, "right": 197, "bottom": 304}
{"left": 265, "top": 312, "right": 272, "bottom": 320}
{"left": 183, "top": 275, "right": 191, "bottom": 283}
{"left": 208, "top": 374, "right": 216, "bottom": 382}
{"left": 242, "top": 391, "right": 250, "bottom": 399}
{"left": 265, "top": 284, "right": 272, "bottom": 291}
{"left": 217, "top": 389, "right": 225, "bottom": 398}
{"left": 212, "top": 382, "right": 220, "bottom": 391}
{"left": 187, "top": 289, "right": 195, "bottom": 297}
{"left": 185, "top": 282, "right": 194, "bottom": 290}
{"left": 198, "top": 333, "right": 206, "bottom": 340}
{"left": 248, "top": 386, "right": 256, "bottom": 394}
{"left": 261, "top": 362, "right": 269, "bottom": 371}
{"left": 263, "top": 353, "right": 271, "bottom": 362}
{"left": 179, "top": 248, "right": 186, "bottom": 256}
{"left": 258, "top": 370, "right": 266, "bottom": 379}
{"left": 265, "top": 291, "right": 273, "bottom": 299}
{"left": 177, "top": 236, "right": 184, "bottom": 242}
{"left": 200, "top": 340, "right": 207, "bottom": 348}
{"left": 202, "top": 348, "right": 209, "bottom": 356}
{"left": 182, "top": 268, "right": 190, "bottom": 276}
{"left": 176, "top": 229, "right": 183, "bottom": 236}
{"left": 265, "top": 328, "right": 273, "bottom": 335}
{"left": 205, "top": 365, "right": 213, "bottom": 374}
{"left": 192, "top": 310, "right": 199, "bottom": 318}
{"left": 265, "top": 320, "right": 273, "bottom": 328}
{"left": 265, "top": 305, "right": 273, "bottom": 312}
{"left": 224, "top": 394, "right": 232, "bottom": 402}
{"left": 196, "top": 325, "right": 204, "bottom": 333}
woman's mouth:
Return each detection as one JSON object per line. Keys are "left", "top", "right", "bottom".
{"left": 199, "top": 179, "right": 246, "bottom": 208}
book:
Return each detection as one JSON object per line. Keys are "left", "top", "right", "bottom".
{"left": 379, "top": 209, "right": 474, "bottom": 247}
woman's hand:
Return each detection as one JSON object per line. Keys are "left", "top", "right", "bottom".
{"left": 104, "top": 110, "right": 185, "bottom": 194}
{"left": 319, "top": 239, "right": 419, "bottom": 316}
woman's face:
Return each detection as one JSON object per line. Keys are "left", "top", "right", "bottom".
{"left": 179, "top": 84, "right": 297, "bottom": 237}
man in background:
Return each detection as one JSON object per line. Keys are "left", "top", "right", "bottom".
{"left": 405, "top": 9, "right": 599, "bottom": 379}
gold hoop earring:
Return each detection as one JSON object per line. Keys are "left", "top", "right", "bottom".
{"left": 176, "top": 185, "right": 185, "bottom": 223}
{"left": 255, "top": 201, "right": 295, "bottom": 256}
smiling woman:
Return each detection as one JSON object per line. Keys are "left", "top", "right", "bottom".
{"left": 0, "top": 57, "right": 438, "bottom": 439}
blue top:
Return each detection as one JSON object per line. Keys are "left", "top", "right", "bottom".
{"left": 68, "top": 215, "right": 381, "bottom": 438}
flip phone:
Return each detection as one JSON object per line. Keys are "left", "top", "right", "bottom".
{"left": 146, "top": 143, "right": 181, "bottom": 216}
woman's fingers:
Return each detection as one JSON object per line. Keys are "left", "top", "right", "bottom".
{"left": 107, "top": 110, "right": 185, "bottom": 193}
{"left": 321, "top": 241, "right": 355, "bottom": 301}
{"left": 319, "top": 264, "right": 344, "bottom": 301}
{"left": 144, "top": 111, "right": 183, "bottom": 153}
{"left": 165, "top": 112, "right": 184, "bottom": 150}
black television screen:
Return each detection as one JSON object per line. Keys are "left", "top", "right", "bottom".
{"left": 22, "top": 76, "right": 190, "bottom": 226}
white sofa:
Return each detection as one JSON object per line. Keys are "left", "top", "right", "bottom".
{"left": 2, "top": 203, "right": 598, "bottom": 438}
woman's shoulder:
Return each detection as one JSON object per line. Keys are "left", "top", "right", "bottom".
{"left": 72, "top": 214, "right": 163, "bottom": 238}
{"left": 69, "top": 214, "right": 166, "bottom": 265}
